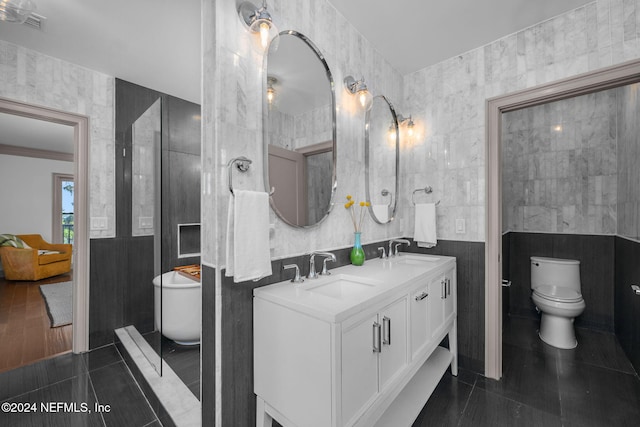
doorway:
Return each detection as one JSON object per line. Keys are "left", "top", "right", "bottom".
{"left": 485, "top": 59, "right": 640, "bottom": 379}
{"left": 0, "top": 97, "right": 89, "bottom": 363}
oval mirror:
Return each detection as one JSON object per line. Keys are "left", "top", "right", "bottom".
{"left": 365, "top": 95, "right": 399, "bottom": 224}
{"left": 263, "top": 30, "right": 336, "bottom": 227}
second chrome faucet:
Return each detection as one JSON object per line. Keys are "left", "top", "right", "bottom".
{"left": 307, "top": 251, "right": 336, "bottom": 279}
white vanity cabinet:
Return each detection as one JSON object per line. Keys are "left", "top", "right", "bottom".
{"left": 342, "top": 296, "right": 408, "bottom": 426}
{"left": 254, "top": 255, "right": 457, "bottom": 427}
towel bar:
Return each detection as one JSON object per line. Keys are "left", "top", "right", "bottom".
{"left": 227, "top": 156, "right": 275, "bottom": 196}
{"left": 412, "top": 186, "right": 440, "bottom": 206}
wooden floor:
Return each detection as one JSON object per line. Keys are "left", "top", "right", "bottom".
{"left": 0, "top": 272, "right": 73, "bottom": 373}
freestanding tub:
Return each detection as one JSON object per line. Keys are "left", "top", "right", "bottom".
{"left": 153, "top": 271, "right": 201, "bottom": 345}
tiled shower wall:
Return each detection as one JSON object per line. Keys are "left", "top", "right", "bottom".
{"left": 617, "top": 83, "right": 640, "bottom": 240}
{"left": 502, "top": 89, "right": 618, "bottom": 235}
{"left": 401, "top": 0, "right": 640, "bottom": 242}
{"left": 0, "top": 40, "right": 115, "bottom": 238}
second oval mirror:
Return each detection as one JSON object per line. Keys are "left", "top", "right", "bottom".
{"left": 264, "top": 31, "right": 336, "bottom": 227}
{"left": 366, "top": 95, "right": 399, "bottom": 224}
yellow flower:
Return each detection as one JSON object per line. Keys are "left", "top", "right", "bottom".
{"left": 344, "top": 202, "right": 351, "bottom": 209}
{"left": 346, "top": 195, "right": 352, "bottom": 200}
{"left": 359, "top": 201, "right": 365, "bottom": 207}
{"left": 366, "top": 201, "right": 371, "bottom": 207}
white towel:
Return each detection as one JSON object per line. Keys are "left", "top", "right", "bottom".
{"left": 225, "top": 190, "right": 272, "bottom": 283}
{"left": 414, "top": 203, "right": 437, "bottom": 248}
{"left": 372, "top": 204, "right": 389, "bottom": 222}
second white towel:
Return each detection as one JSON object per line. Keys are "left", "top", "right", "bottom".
{"left": 414, "top": 202, "right": 437, "bottom": 248}
{"left": 225, "top": 190, "right": 272, "bottom": 283}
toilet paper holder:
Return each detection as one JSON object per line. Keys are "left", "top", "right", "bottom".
{"left": 632, "top": 284, "right": 640, "bottom": 295}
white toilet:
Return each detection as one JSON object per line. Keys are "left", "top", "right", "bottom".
{"left": 530, "top": 256, "right": 586, "bottom": 349}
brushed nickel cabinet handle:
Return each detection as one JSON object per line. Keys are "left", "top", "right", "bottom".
{"left": 372, "top": 322, "right": 381, "bottom": 353}
{"left": 415, "top": 292, "right": 429, "bottom": 301}
{"left": 382, "top": 316, "right": 391, "bottom": 345}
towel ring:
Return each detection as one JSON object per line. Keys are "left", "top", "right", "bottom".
{"left": 228, "top": 156, "right": 275, "bottom": 196}
{"left": 412, "top": 186, "right": 440, "bottom": 206}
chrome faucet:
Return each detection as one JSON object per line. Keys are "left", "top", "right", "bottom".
{"left": 308, "top": 251, "right": 337, "bottom": 279}
{"left": 283, "top": 264, "right": 304, "bottom": 283}
{"left": 388, "top": 239, "right": 411, "bottom": 257}
{"left": 378, "top": 247, "right": 388, "bottom": 259}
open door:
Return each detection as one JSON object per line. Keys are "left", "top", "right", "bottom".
{"left": 268, "top": 144, "right": 307, "bottom": 226}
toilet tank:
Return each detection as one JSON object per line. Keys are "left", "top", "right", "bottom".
{"left": 530, "top": 256, "right": 581, "bottom": 293}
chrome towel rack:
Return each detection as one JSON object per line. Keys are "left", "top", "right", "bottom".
{"left": 227, "top": 156, "right": 274, "bottom": 196}
{"left": 412, "top": 186, "right": 440, "bottom": 206}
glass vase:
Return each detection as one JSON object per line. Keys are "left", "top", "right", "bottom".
{"left": 350, "top": 232, "right": 365, "bottom": 266}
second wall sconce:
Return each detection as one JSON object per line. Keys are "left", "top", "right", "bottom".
{"left": 238, "top": 0, "right": 277, "bottom": 49}
{"left": 344, "top": 75, "right": 373, "bottom": 111}
{"left": 398, "top": 114, "right": 415, "bottom": 137}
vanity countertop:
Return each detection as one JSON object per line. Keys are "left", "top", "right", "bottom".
{"left": 254, "top": 253, "right": 455, "bottom": 323}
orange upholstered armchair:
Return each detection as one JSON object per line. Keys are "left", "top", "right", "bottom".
{"left": 0, "top": 234, "right": 72, "bottom": 281}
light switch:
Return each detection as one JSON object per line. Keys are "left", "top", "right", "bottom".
{"left": 91, "top": 217, "right": 108, "bottom": 230}
{"left": 139, "top": 217, "right": 154, "bottom": 229}
{"left": 455, "top": 218, "right": 465, "bottom": 234}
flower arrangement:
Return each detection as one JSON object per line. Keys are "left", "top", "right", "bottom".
{"left": 344, "top": 195, "right": 370, "bottom": 232}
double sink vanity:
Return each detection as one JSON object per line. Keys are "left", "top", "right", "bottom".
{"left": 254, "top": 251, "right": 457, "bottom": 427}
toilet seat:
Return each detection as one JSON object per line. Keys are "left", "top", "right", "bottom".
{"left": 533, "top": 285, "right": 582, "bottom": 303}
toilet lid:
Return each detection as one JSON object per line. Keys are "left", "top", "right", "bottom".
{"left": 533, "top": 285, "right": 583, "bottom": 303}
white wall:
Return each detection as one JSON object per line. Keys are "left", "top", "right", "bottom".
{"left": 402, "top": 0, "right": 640, "bottom": 242}
{"left": 0, "top": 154, "right": 73, "bottom": 241}
{"left": 0, "top": 40, "right": 115, "bottom": 238}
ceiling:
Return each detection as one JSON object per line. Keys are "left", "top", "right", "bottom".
{"left": 330, "top": 0, "right": 593, "bottom": 76}
{"left": 0, "top": 0, "right": 593, "bottom": 153}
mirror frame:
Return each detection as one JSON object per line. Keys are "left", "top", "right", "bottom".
{"left": 365, "top": 95, "right": 399, "bottom": 224}
{"left": 262, "top": 30, "right": 337, "bottom": 228}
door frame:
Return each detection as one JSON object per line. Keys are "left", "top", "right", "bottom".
{"left": 485, "top": 58, "right": 640, "bottom": 379}
{"left": 0, "top": 97, "right": 90, "bottom": 354}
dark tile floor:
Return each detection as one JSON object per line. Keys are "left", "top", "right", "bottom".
{"left": 413, "top": 315, "right": 640, "bottom": 426}
{"left": 0, "top": 344, "right": 160, "bottom": 427}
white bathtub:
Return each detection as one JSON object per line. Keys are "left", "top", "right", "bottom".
{"left": 153, "top": 271, "right": 201, "bottom": 345}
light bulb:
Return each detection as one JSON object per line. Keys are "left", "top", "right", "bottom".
{"left": 267, "top": 87, "right": 275, "bottom": 103}
{"left": 259, "top": 21, "right": 270, "bottom": 49}
{"left": 408, "top": 125, "right": 414, "bottom": 137}
{"left": 358, "top": 89, "right": 373, "bottom": 111}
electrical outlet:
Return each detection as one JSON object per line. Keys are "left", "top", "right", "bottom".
{"left": 455, "top": 218, "right": 465, "bottom": 234}
{"left": 91, "top": 217, "right": 108, "bottom": 230}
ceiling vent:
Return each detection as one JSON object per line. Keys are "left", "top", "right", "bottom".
{"left": 23, "top": 12, "right": 45, "bottom": 30}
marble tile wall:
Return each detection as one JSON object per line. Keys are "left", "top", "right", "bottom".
{"left": 401, "top": 0, "right": 640, "bottom": 242}
{"left": 203, "top": 0, "right": 404, "bottom": 268}
{"left": 616, "top": 83, "right": 640, "bottom": 240}
{"left": 0, "top": 40, "right": 115, "bottom": 238}
{"left": 502, "top": 90, "right": 618, "bottom": 234}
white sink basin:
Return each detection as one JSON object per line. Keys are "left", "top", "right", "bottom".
{"left": 303, "top": 274, "right": 383, "bottom": 299}
{"left": 392, "top": 254, "right": 440, "bottom": 266}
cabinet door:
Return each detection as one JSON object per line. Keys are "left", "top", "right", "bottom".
{"left": 379, "top": 297, "right": 408, "bottom": 390}
{"left": 342, "top": 313, "right": 379, "bottom": 425}
{"left": 428, "top": 275, "right": 445, "bottom": 338}
{"left": 410, "top": 284, "right": 430, "bottom": 360}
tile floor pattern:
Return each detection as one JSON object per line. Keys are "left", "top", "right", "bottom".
{"left": 0, "top": 344, "right": 160, "bottom": 427}
{"left": 413, "top": 316, "right": 640, "bottom": 426}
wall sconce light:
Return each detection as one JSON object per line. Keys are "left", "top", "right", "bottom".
{"left": 0, "top": 0, "right": 37, "bottom": 23}
{"left": 398, "top": 114, "right": 415, "bottom": 137}
{"left": 238, "top": 0, "right": 277, "bottom": 49}
{"left": 344, "top": 75, "right": 373, "bottom": 111}
{"left": 266, "top": 76, "right": 277, "bottom": 105}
